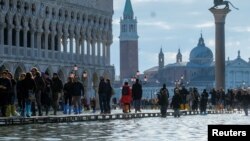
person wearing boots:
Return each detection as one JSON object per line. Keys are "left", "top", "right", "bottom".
{"left": 7, "top": 72, "right": 18, "bottom": 117}
{"left": 16, "top": 73, "right": 26, "bottom": 116}
{"left": 41, "top": 72, "right": 53, "bottom": 116}
{"left": 72, "top": 76, "right": 84, "bottom": 114}
{"left": 21, "top": 72, "right": 36, "bottom": 117}
{"left": 31, "top": 68, "right": 45, "bottom": 116}
{"left": 63, "top": 77, "right": 74, "bottom": 115}
{"left": 98, "top": 77, "right": 108, "bottom": 114}
{"left": 132, "top": 79, "right": 143, "bottom": 113}
{"left": 171, "top": 88, "right": 182, "bottom": 118}
{"left": 0, "top": 70, "right": 12, "bottom": 117}
{"left": 158, "top": 84, "right": 169, "bottom": 117}
{"left": 51, "top": 73, "right": 63, "bottom": 115}
{"left": 121, "top": 81, "right": 132, "bottom": 113}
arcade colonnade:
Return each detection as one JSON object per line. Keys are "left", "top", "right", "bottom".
{"left": 0, "top": 0, "right": 115, "bottom": 105}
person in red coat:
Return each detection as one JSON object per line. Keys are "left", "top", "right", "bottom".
{"left": 120, "top": 82, "right": 132, "bottom": 113}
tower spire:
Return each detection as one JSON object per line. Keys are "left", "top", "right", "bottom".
{"left": 123, "top": 0, "right": 134, "bottom": 19}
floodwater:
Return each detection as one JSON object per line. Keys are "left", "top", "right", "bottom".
{"left": 0, "top": 112, "right": 249, "bottom": 141}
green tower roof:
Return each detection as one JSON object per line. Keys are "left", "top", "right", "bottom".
{"left": 123, "top": 0, "right": 134, "bottom": 18}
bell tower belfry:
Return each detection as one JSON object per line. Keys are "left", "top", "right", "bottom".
{"left": 119, "top": 0, "right": 139, "bottom": 81}
{"left": 159, "top": 48, "right": 164, "bottom": 69}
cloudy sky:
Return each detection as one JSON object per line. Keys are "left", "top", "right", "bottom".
{"left": 111, "top": 0, "right": 250, "bottom": 76}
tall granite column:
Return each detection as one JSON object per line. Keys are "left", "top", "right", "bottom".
{"left": 210, "top": 7, "right": 231, "bottom": 90}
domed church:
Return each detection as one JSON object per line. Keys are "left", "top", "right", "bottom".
{"left": 158, "top": 34, "right": 215, "bottom": 88}
{"left": 144, "top": 34, "right": 250, "bottom": 89}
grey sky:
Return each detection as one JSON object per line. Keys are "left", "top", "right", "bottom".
{"left": 111, "top": 0, "right": 250, "bottom": 76}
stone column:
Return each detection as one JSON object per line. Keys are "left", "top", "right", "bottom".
{"left": 30, "top": 30, "right": 35, "bottom": 57}
{"left": 81, "top": 37, "right": 85, "bottom": 64}
{"left": 23, "top": 28, "right": 28, "bottom": 56}
{"left": 97, "top": 40, "right": 101, "bottom": 65}
{"left": 0, "top": 27, "right": 3, "bottom": 45}
{"left": 0, "top": 26, "right": 3, "bottom": 55}
{"left": 63, "top": 35, "right": 67, "bottom": 53}
{"left": 15, "top": 28, "right": 20, "bottom": 48}
{"left": 36, "top": 30, "right": 42, "bottom": 59}
{"left": 51, "top": 32, "right": 55, "bottom": 60}
{"left": 69, "top": 34, "right": 74, "bottom": 61}
{"left": 44, "top": 32, "right": 49, "bottom": 59}
{"left": 57, "top": 32, "right": 62, "bottom": 61}
{"left": 75, "top": 35, "right": 80, "bottom": 62}
{"left": 87, "top": 39, "right": 91, "bottom": 64}
{"left": 107, "top": 42, "right": 111, "bottom": 65}
{"left": 102, "top": 42, "right": 106, "bottom": 66}
{"left": 91, "top": 41, "right": 96, "bottom": 65}
{"left": 7, "top": 26, "right": 13, "bottom": 56}
{"left": 7, "top": 26, "right": 12, "bottom": 47}
{"left": 210, "top": 8, "right": 231, "bottom": 90}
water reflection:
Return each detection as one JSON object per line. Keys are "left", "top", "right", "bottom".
{"left": 0, "top": 113, "right": 249, "bottom": 141}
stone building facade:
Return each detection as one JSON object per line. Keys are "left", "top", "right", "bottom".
{"left": 0, "top": 0, "right": 115, "bottom": 103}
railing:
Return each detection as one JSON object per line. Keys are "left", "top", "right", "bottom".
{"left": 1, "top": 45, "right": 107, "bottom": 66}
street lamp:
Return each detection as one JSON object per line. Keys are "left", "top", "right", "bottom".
{"left": 131, "top": 76, "right": 135, "bottom": 83}
{"left": 242, "top": 81, "right": 246, "bottom": 89}
{"left": 143, "top": 75, "right": 148, "bottom": 84}
{"left": 83, "top": 71, "right": 87, "bottom": 78}
{"left": 70, "top": 71, "right": 75, "bottom": 78}
{"left": 136, "top": 70, "right": 140, "bottom": 78}
{"left": 74, "top": 64, "right": 78, "bottom": 71}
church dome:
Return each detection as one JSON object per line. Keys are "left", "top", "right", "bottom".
{"left": 189, "top": 34, "right": 213, "bottom": 64}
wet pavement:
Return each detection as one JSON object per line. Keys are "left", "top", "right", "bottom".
{"left": 0, "top": 110, "right": 249, "bottom": 141}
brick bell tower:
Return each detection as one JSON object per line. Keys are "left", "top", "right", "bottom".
{"left": 119, "top": 0, "right": 139, "bottom": 82}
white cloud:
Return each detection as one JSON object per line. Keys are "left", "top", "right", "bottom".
{"left": 195, "top": 22, "right": 214, "bottom": 28}
{"left": 231, "top": 26, "right": 250, "bottom": 32}
{"left": 139, "top": 21, "right": 172, "bottom": 30}
{"left": 112, "top": 18, "right": 120, "bottom": 25}
{"left": 207, "top": 39, "right": 215, "bottom": 48}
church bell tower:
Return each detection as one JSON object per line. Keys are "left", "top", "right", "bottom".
{"left": 119, "top": 0, "right": 139, "bottom": 81}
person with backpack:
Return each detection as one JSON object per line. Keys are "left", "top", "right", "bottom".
{"left": 120, "top": 81, "right": 132, "bottom": 113}
{"left": 158, "top": 84, "right": 169, "bottom": 117}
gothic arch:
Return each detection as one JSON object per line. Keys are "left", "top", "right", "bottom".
{"left": 0, "top": 63, "right": 10, "bottom": 72}
{"left": 13, "top": 62, "right": 26, "bottom": 73}
{"left": 45, "top": 67, "right": 52, "bottom": 77}
{"left": 103, "top": 70, "right": 110, "bottom": 80}
{"left": 57, "top": 69, "right": 65, "bottom": 83}
{"left": 92, "top": 71, "right": 99, "bottom": 88}
{"left": 14, "top": 66, "right": 24, "bottom": 80}
{"left": 0, "top": 65, "right": 7, "bottom": 72}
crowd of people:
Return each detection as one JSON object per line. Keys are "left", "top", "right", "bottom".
{"left": 118, "top": 81, "right": 250, "bottom": 117}
{"left": 0, "top": 67, "right": 86, "bottom": 117}
{"left": 1, "top": 68, "right": 250, "bottom": 118}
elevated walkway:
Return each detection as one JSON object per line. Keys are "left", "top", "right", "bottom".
{"left": 0, "top": 110, "right": 235, "bottom": 126}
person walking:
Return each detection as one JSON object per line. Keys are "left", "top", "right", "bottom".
{"left": 63, "top": 77, "right": 74, "bottom": 114}
{"left": 7, "top": 72, "right": 18, "bottom": 116}
{"left": 16, "top": 73, "right": 26, "bottom": 116}
{"left": 21, "top": 72, "right": 36, "bottom": 117}
{"left": 0, "top": 70, "right": 12, "bottom": 117}
{"left": 132, "top": 79, "right": 143, "bottom": 113}
{"left": 158, "top": 84, "right": 169, "bottom": 117}
{"left": 72, "top": 76, "right": 84, "bottom": 114}
{"left": 171, "top": 88, "right": 182, "bottom": 118}
{"left": 51, "top": 73, "right": 63, "bottom": 115}
{"left": 41, "top": 72, "right": 52, "bottom": 116}
{"left": 121, "top": 81, "right": 132, "bottom": 113}
{"left": 31, "top": 68, "right": 45, "bottom": 116}
{"left": 106, "top": 79, "right": 113, "bottom": 114}
{"left": 98, "top": 77, "right": 108, "bottom": 114}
